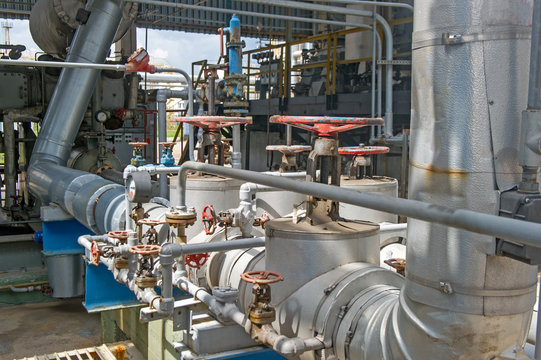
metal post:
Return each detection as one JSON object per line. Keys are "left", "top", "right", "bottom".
{"left": 3, "top": 114, "right": 16, "bottom": 207}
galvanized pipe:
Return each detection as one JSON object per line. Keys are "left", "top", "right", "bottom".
{"left": 162, "top": 236, "right": 265, "bottom": 258}
{"left": 177, "top": 162, "right": 541, "bottom": 247}
{"left": 239, "top": 0, "right": 395, "bottom": 137}
{"left": 316, "top": 0, "right": 413, "bottom": 11}
{"left": 154, "top": 67, "right": 194, "bottom": 161}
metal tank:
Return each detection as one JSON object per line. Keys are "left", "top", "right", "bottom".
{"left": 339, "top": 176, "right": 398, "bottom": 223}
{"left": 169, "top": 174, "right": 244, "bottom": 240}
{"left": 254, "top": 189, "right": 305, "bottom": 218}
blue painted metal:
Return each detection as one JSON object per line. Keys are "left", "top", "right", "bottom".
{"left": 181, "top": 347, "right": 286, "bottom": 360}
{"left": 225, "top": 15, "right": 242, "bottom": 76}
{"left": 42, "top": 219, "right": 91, "bottom": 253}
{"left": 160, "top": 146, "right": 176, "bottom": 166}
{"left": 33, "top": 230, "right": 43, "bottom": 244}
{"left": 84, "top": 261, "right": 140, "bottom": 312}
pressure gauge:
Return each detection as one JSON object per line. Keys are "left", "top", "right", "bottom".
{"left": 95, "top": 110, "right": 109, "bottom": 124}
{"left": 126, "top": 172, "right": 152, "bottom": 203}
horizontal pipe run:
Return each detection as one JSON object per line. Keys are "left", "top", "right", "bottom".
{"left": 0, "top": 59, "right": 127, "bottom": 71}
{"left": 162, "top": 237, "right": 265, "bottom": 258}
{"left": 177, "top": 162, "right": 541, "bottom": 248}
{"left": 315, "top": 0, "right": 413, "bottom": 11}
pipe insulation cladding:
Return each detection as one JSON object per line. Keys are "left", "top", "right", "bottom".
{"left": 27, "top": 0, "right": 131, "bottom": 233}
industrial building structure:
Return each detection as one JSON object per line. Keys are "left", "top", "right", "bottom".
{"left": 0, "top": 0, "right": 540, "bottom": 359}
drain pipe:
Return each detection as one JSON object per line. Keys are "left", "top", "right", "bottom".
{"left": 177, "top": 162, "right": 541, "bottom": 247}
{"left": 238, "top": 0, "right": 395, "bottom": 137}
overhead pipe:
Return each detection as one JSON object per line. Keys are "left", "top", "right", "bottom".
{"left": 0, "top": 58, "right": 127, "bottom": 71}
{"left": 177, "top": 162, "right": 541, "bottom": 248}
{"left": 237, "top": 0, "right": 395, "bottom": 137}
{"left": 313, "top": 0, "right": 413, "bottom": 12}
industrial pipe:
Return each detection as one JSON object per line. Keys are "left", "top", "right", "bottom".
{"left": 160, "top": 237, "right": 265, "bottom": 258}
{"left": 314, "top": 0, "right": 413, "bottom": 11}
{"left": 0, "top": 59, "right": 127, "bottom": 71}
{"left": 237, "top": 0, "right": 395, "bottom": 137}
{"left": 177, "top": 162, "right": 541, "bottom": 248}
{"left": 154, "top": 67, "right": 194, "bottom": 162}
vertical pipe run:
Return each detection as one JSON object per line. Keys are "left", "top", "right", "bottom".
{"left": 157, "top": 91, "right": 168, "bottom": 198}
{"left": 3, "top": 114, "right": 16, "bottom": 207}
{"left": 529, "top": 0, "right": 541, "bottom": 110}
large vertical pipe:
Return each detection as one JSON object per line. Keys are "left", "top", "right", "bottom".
{"left": 399, "top": 0, "right": 536, "bottom": 358}
{"left": 529, "top": 0, "right": 541, "bottom": 110}
{"left": 3, "top": 114, "right": 16, "bottom": 207}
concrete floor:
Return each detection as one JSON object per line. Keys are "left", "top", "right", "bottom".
{"left": 0, "top": 298, "right": 101, "bottom": 359}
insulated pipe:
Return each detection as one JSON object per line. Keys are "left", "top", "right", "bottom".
{"left": 314, "top": 0, "right": 413, "bottom": 11}
{"left": 238, "top": 0, "right": 395, "bottom": 137}
{"left": 161, "top": 237, "right": 265, "bottom": 258}
{"left": 177, "top": 162, "right": 541, "bottom": 247}
{"left": 153, "top": 67, "right": 194, "bottom": 162}
{"left": 27, "top": 0, "right": 126, "bottom": 233}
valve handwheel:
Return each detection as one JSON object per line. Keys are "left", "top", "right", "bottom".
{"left": 338, "top": 146, "right": 390, "bottom": 156}
{"left": 265, "top": 145, "right": 312, "bottom": 154}
{"left": 202, "top": 205, "right": 217, "bottom": 235}
{"left": 90, "top": 240, "right": 101, "bottom": 266}
{"left": 269, "top": 115, "right": 383, "bottom": 137}
{"left": 384, "top": 258, "right": 406, "bottom": 274}
{"left": 108, "top": 230, "right": 131, "bottom": 241}
{"left": 129, "top": 244, "right": 161, "bottom": 256}
{"left": 241, "top": 270, "right": 284, "bottom": 284}
{"left": 184, "top": 253, "right": 209, "bottom": 269}
{"left": 138, "top": 219, "right": 167, "bottom": 226}
{"left": 174, "top": 116, "right": 252, "bottom": 132}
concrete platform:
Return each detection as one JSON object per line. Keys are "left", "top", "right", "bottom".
{"left": 0, "top": 299, "right": 101, "bottom": 359}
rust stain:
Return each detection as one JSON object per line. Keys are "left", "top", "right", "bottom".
{"left": 410, "top": 161, "right": 468, "bottom": 177}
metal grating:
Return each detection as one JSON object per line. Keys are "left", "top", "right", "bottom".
{"left": 0, "top": 0, "right": 322, "bottom": 39}
{"left": 17, "top": 344, "right": 119, "bottom": 360}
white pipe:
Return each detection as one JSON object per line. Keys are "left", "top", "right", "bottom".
{"left": 9, "top": 285, "right": 42, "bottom": 293}
{"left": 0, "top": 59, "right": 127, "bottom": 71}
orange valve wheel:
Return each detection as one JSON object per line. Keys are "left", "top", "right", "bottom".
{"left": 138, "top": 219, "right": 167, "bottom": 226}
{"left": 108, "top": 230, "right": 131, "bottom": 241}
{"left": 202, "top": 205, "right": 217, "bottom": 235}
{"left": 129, "top": 244, "right": 161, "bottom": 256}
{"left": 338, "top": 146, "right": 390, "bottom": 156}
{"left": 384, "top": 258, "right": 406, "bottom": 273}
{"left": 173, "top": 116, "right": 252, "bottom": 132}
{"left": 184, "top": 253, "right": 209, "bottom": 269}
{"left": 269, "top": 115, "right": 383, "bottom": 137}
{"left": 241, "top": 270, "right": 284, "bottom": 285}
{"left": 90, "top": 240, "right": 101, "bottom": 266}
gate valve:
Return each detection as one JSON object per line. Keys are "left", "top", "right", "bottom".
{"left": 174, "top": 116, "right": 252, "bottom": 132}
{"left": 338, "top": 145, "right": 390, "bottom": 156}
{"left": 253, "top": 212, "right": 271, "bottom": 229}
{"left": 266, "top": 145, "right": 312, "bottom": 172}
{"left": 41, "top": 285, "right": 53, "bottom": 297}
{"left": 129, "top": 244, "right": 161, "bottom": 256}
{"left": 138, "top": 218, "right": 167, "bottom": 227}
{"left": 90, "top": 240, "right": 101, "bottom": 266}
{"left": 184, "top": 253, "right": 210, "bottom": 269}
{"left": 108, "top": 230, "right": 131, "bottom": 243}
{"left": 384, "top": 258, "right": 406, "bottom": 275}
{"left": 202, "top": 205, "right": 218, "bottom": 235}
{"left": 129, "top": 142, "right": 148, "bottom": 167}
{"left": 126, "top": 48, "right": 155, "bottom": 73}
{"left": 241, "top": 270, "right": 284, "bottom": 285}
{"left": 269, "top": 115, "right": 383, "bottom": 137}
{"left": 159, "top": 142, "right": 176, "bottom": 167}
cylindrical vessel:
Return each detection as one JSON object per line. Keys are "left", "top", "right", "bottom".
{"left": 401, "top": 0, "right": 537, "bottom": 358}
{"left": 44, "top": 252, "right": 85, "bottom": 298}
{"left": 169, "top": 175, "right": 243, "bottom": 240}
{"left": 264, "top": 217, "right": 380, "bottom": 303}
{"left": 339, "top": 176, "right": 398, "bottom": 223}
{"left": 254, "top": 190, "right": 306, "bottom": 218}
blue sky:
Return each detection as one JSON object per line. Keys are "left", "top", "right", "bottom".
{"left": 6, "top": 19, "right": 259, "bottom": 71}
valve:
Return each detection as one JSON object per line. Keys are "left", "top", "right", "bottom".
{"left": 269, "top": 115, "right": 383, "bottom": 137}
{"left": 90, "top": 240, "right": 101, "bottom": 266}
{"left": 174, "top": 116, "right": 252, "bottom": 165}
{"left": 241, "top": 270, "right": 284, "bottom": 325}
{"left": 266, "top": 145, "right": 312, "bottom": 172}
{"left": 241, "top": 270, "right": 284, "bottom": 285}
{"left": 41, "top": 285, "right": 53, "bottom": 297}
{"left": 202, "top": 205, "right": 218, "bottom": 235}
{"left": 159, "top": 142, "right": 176, "bottom": 167}
{"left": 166, "top": 206, "right": 197, "bottom": 244}
{"left": 129, "top": 244, "right": 161, "bottom": 256}
{"left": 126, "top": 48, "right": 155, "bottom": 73}
{"left": 108, "top": 230, "right": 131, "bottom": 243}
{"left": 129, "top": 142, "right": 148, "bottom": 167}
{"left": 138, "top": 218, "right": 166, "bottom": 245}
{"left": 339, "top": 145, "right": 390, "bottom": 179}
{"left": 384, "top": 258, "right": 406, "bottom": 276}
{"left": 184, "top": 253, "right": 209, "bottom": 269}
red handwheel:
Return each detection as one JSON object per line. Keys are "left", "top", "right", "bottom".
{"left": 173, "top": 116, "right": 252, "bottom": 131}
{"left": 338, "top": 146, "right": 390, "bottom": 156}
{"left": 129, "top": 244, "right": 161, "bottom": 256}
{"left": 90, "top": 240, "right": 101, "bottom": 266}
{"left": 269, "top": 115, "right": 383, "bottom": 137}
{"left": 202, "top": 205, "right": 217, "bottom": 235}
{"left": 241, "top": 270, "right": 284, "bottom": 284}
{"left": 184, "top": 253, "right": 210, "bottom": 269}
